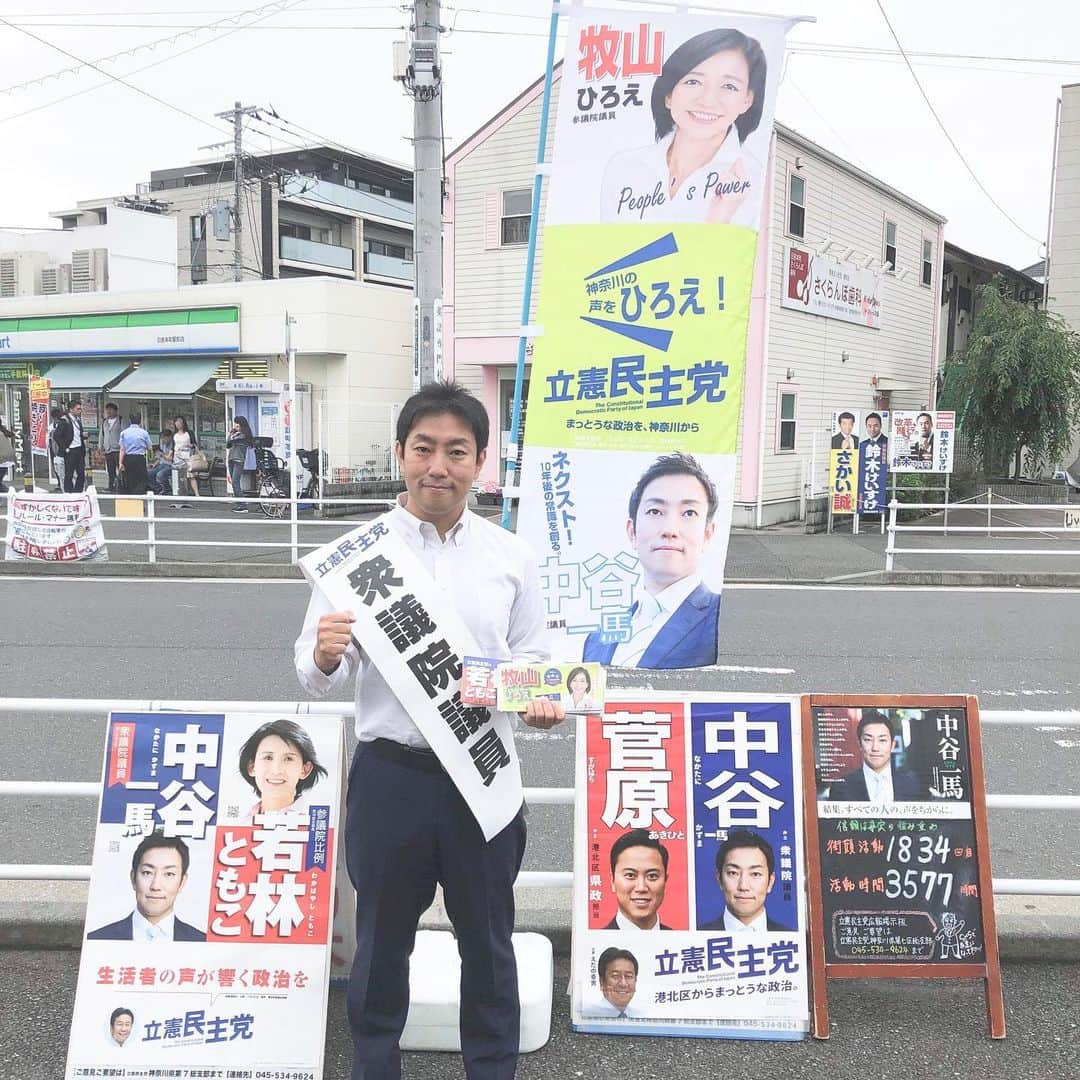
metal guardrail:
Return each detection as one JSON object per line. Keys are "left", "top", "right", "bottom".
{"left": 885, "top": 498, "right": 1080, "bottom": 571}
{"left": 0, "top": 700, "right": 1077, "bottom": 895}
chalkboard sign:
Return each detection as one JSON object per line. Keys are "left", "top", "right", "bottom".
{"left": 800, "top": 695, "right": 1005, "bottom": 1039}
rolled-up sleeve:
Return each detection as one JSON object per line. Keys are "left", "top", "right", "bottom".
{"left": 294, "top": 585, "right": 360, "bottom": 697}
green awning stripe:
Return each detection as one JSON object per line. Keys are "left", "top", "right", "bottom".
{"left": 0, "top": 307, "right": 238, "bottom": 334}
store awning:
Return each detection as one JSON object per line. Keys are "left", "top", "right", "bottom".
{"left": 42, "top": 359, "right": 133, "bottom": 391}
{"left": 108, "top": 358, "right": 223, "bottom": 399}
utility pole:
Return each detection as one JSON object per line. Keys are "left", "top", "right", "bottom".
{"left": 214, "top": 101, "right": 260, "bottom": 282}
{"left": 402, "top": 1, "right": 444, "bottom": 387}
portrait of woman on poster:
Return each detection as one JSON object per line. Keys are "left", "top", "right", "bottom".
{"left": 599, "top": 28, "right": 768, "bottom": 227}
{"left": 238, "top": 718, "right": 328, "bottom": 821}
{"left": 562, "top": 666, "right": 599, "bottom": 713}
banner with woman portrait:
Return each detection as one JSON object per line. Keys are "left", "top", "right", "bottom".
{"left": 516, "top": 7, "right": 794, "bottom": 668}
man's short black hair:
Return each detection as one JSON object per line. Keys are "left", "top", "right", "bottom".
{"left": 50, "top": 406, "right": 63, "bottom": 420}
{"left": 627, "top": 452, "right": 718, "bottom": 525}
{"left": 857, "top": 709, "right": 894, "bottom": 740}
{"left": 106, "top": 402, "right": 118, "bottom": 412}
{"left": 395, "top": 380, "right": 489, "bottom": 454}
{"left": 715, "top": 829, "right": 775, "bottom": 877}
{"left": 130, "top": 831, "right": 190, "bottom": 879}
{"left": 837, "top": 411, "right": 855, "bottom": 424}
{"left": 609, "top": 828, "right": 669, "bottom": 875}
{"left": 128, "top": 412, "right": 141, "bottom": 426}
{"left": 110, "top": 1007, "right": 134, "bottom": 1027}
{"left": 865, "top": 412, "right": 882, "bottom": 425}
{"left": 917, "top": 412, "right": 933, "bottom": 424}
{"left": 598, "top": 947, "right": 638, "bottom": 980}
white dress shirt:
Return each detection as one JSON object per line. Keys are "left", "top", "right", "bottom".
{"left": 614, "top": 908, "right": 661, "bottom": 932}
{"left": 131, "top": 909, "right": 174, "bottom": 942}
{"left": 723, "top": 906, "right": 768, "bottom": 934}
{"left": 69, "top": 415, "right": 83, "bottom": 449}
{"left": 610, "top": 574, "right": 702, "bottom": 667}
{"left": 599, "top": 129, "right": 764, "bottom": 228}
{"left": 863, "top": 763, "right": 894, "bottom": 804}
{"left": 294, "top": 498, "right": 548, "bottom": 747}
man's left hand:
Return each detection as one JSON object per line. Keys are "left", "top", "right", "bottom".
{"left": 521, "top": 698, "right": 566, "bottom": 730}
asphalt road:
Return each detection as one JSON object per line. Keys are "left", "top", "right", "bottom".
{"left": 2, "top": 578, "right": 1078, "bottom": 881}
{"left": 2, "top": 949, "right": 1075, "bottom": 1080}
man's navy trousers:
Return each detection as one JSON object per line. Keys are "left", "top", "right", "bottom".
{"left": 344, "top": 738, "right": 526, "bottom": 1080}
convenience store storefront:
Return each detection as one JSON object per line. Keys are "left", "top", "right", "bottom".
{"left": 0, "top": 306, "right": 242, "bottom": 470}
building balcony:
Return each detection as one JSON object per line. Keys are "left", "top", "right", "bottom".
{"left": 364, "top": 251, "right": 413, "bottom": 283}
{"left": 279, "top": 235, "right": 354, "bottom": 274}
{"left": 280, "top": 175, "right": 413, "bottom": 228}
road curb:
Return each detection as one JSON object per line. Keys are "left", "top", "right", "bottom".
{"left": 4, "top": 887, "right": 1077, "bottom": 961}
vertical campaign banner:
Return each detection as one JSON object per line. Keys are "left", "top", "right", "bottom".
{"left": 572, "top": 694, "right": 808, "bottom": 1039}
{"left": 30, "top": 376, "right": 50, "bottom": 457}
{"left": 67, "top": 711, "right": 343, "bottom": 1080}
{"left": 857, "top": 410, "right": 889, "bottom": 515}
{"left": 516, "top": 8, "right": 794, "bottom": 669}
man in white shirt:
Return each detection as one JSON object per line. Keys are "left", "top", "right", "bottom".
{"left": 294, "top": 382, "right": 563, "bottom": 1080}
{"left": 699, "top": 829, "right": 791, "bottom": 932}
{"left": 603, "top": 829, "right": 671, "bottom": 931}
{"left": 591, "top": 948, "right": 640, "bottom": 1018}
{"left": 57, "top": 400, "right": 87, "bottom": 492}
{"left": 583, "top": 453, "right": 721, "bottom": 668}
{"left": 86, "top": 832, "right": 205, "bottom": 942}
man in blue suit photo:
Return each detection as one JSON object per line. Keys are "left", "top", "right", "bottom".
{"left": 87, "top": 832, "right": 206, "bottom": 942}
{"left": 582, "top": 452, "right": 721, "bottom": 669}
{"left": 699, "top": 830, "right": 791, "bottom": 933}
{"left": 827, "top": 710, "right": 923, "bottom": 803}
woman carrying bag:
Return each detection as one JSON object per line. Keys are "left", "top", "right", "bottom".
{"left": 227, "top": 415, "right": 255, "bottom": 513}
{"left": 171, "top": 415, "right": 200, "bottom": 508}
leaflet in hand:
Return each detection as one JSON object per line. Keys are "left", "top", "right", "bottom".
{"left": 461, "top": 658, "right": 605, "bottom": 714}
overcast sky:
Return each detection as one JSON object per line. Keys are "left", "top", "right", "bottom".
{"left": 0, "top": 0, "right": 1075, "bottom": 270}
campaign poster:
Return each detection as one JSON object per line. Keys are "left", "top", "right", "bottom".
{"left": 810, "top": 703, "right": 986, "bottom": 965}
{"left": 857, "top": 410, "right": 889, "bottom": 514}
{"left": 516, "top": 8, "right": 794, "bottom": 669}
{"left": 889, "top": 410, "right": 955, "bottom": 474}
{"left": 67, "top": 711, "right": 343, "bottom": 1080}
{"left": 30, "top": 377, "right": 50, "bottom": 457}
{"left": 780, "top": 245, "right": 882, "bottom": 329}
{"left": 4, "top": 487, "right": 108, "bottom": 562}
{"left": 572, "top": 694, "right": 808, "bottom": 1039}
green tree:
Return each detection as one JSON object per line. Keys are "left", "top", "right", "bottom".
{"left": 939, "top": 276, "right": 1080, "bottom": 476}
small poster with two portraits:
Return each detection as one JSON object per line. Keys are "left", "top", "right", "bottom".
{"left": 66, "top": 711, "right": 344, "bottom": 1080}
{"left": 572, "top": 693, "right": 809, "bottom": 1039}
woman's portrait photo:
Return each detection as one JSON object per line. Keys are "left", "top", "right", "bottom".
{"left": 238, "top": 718, "right": 329, "bottom": 821}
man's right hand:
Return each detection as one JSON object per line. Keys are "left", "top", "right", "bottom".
{"left": 314, "top": 611, "right": 356, "bottom": 675}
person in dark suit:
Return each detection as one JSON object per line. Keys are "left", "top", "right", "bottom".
{"left": 603, "top": 829, "right": 672, "bottom": 931}
{"left": 831, "top": 411, "right": 858, "bottom": 450}
{"left": 54, "top": 400, "right": 87, "bottom": 492}
{"left": 860, "top": 411, "right": 888, "bottom": 452}
{"left": 910, "top": 412, "right": 934, "bottom": 462}
{"left": 828, "top": 710, "right": 923, "bottom": 803}
{"left": 87, "top": 832, "right": 205, "bottom": 942}
{"left": 583, "top": 453, "right": 721, "bottom": 669}
{"left": 699, "top": 830, "right": 791, "bottom": 932}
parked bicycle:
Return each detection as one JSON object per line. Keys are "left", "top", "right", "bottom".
{"left": 252, "top": 437, "right": 289, "bottom": 519}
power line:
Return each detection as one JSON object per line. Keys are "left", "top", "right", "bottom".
{"left": 873, "top": 0, "right": 1043, "bottom": 247}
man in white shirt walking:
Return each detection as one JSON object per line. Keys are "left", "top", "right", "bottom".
{"left": 294, "top": 382, "right": 563, "bottom": 1080}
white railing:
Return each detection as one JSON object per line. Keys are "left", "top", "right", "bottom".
{"left": 0, "top": 700, "right": 1077, "bottom": 895}
{"left": 2, "top": 490, "right": 396, "bottom": 565}
{"left": 885, "top": 499, "right": 1080, "bottom": 571}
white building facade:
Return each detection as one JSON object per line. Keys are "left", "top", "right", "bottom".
{"left": 444, "top": 73, "right": 945, "bottom": 525}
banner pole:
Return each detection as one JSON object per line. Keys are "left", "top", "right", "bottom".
{"left": 499, "top": 5, "right": 562, "bottom": 531}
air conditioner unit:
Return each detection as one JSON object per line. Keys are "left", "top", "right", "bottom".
{"left": 0, "top": 250, "right": 48, "bottom": 297}
{"left": 40, "top": 263, "right": 72, "bottom": 295}
{"left": 71, "top": 247, "right": 109, "bottom": 293}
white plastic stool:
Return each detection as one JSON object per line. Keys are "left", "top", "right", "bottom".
{"left": 400, "top": 930, "right": 553, "bottom": 1053}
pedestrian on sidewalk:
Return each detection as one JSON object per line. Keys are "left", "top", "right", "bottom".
{"left": 227, "top": 415, "right": 254, "bottom": 513}
{"left": 118, "top": 412, "right": 152, "bottom": 496}
{"left": 99, "top": 402, "right": 122, "bottom": 493}
{"left": 170, "top": 415, "right": 198, "bottom": 508}
{"left": 56, "top": 400, "right": 87, "bottom": 492}
{"left": 294, "top": 380, "right": 565, "bottom": 1080}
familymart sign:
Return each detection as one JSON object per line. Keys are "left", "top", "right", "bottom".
{"left": 0, "top": 306, "right": 239, "bottom": 358}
